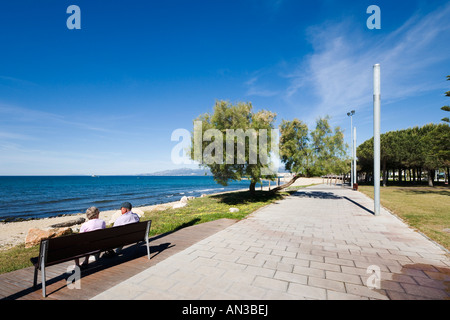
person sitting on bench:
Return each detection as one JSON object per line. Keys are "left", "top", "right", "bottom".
{"left": 75, "top": 206, "right": 106, "bottom": 267}
{"left": 113, "top": 202, "right": 140, "bottom": 227}
{"left": 103, "top": 202, "right": 140, "bottom": 257}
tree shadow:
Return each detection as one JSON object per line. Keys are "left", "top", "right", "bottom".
{"left": 290, "top": 191, "right": 375, "bottom": 215}
{"left": 172, "top": 218, "right": 202, "bottom": 232}
{"left": 211, "top": 191, "right": 284, "bottom": 206}
{"left": 382, "top": 263, "right": 450, "bottom": 299}
{"left": 396, "top": 189, "right": 450, "bottom": 197}
{"left": 291, "top": 191, "right": 343, "bottom": 200}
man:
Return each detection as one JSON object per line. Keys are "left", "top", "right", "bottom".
{"left": 103, "top": 202, "right": 140, "bottom": 257}
{"left": 113, "top": 202, "right": 140, "bottom": 227}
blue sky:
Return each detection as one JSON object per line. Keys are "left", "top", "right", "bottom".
{"left": 0, "top": 0, "right": 449, "bottom": 175}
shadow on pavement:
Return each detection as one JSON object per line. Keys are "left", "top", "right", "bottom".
{"left": 292, "top": 191, "right": 343, "bottom": 200}
{"left": 291, "top": 190, "right": 375, "bottom": 215}
{"left": 343, "top": 196, "right": 375, "bottom": 215}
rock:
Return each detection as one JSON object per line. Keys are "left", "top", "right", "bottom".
{"left": 200, "top": 194, "right": 207, "bottom": 198}
{"left": 132, "top": 208, "right": 145, "bottom": 217}
{"left": 25, "top": 227, "right": 73, "bottom": 248}
{"left": 152, "top": 204, "right": 170, "bottom": 211}
{"left": 229, "top": 208, "right": 239, "bottom": 213}
{"left": 180, "top": 196, "right": 189, "bottom": 204}
{"left": 108, "top": 210, "right": 122, "bottom": 225}
{"left": 173, "top": 195, "right": 195, "bottom": 209}
{"left": 172, "top": 202, "right": 187, "bottom": 209}
{"left": 50, "top": 217, "right": 85, "bottom": 228}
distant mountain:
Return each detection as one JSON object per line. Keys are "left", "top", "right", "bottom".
{"left": 141, "top": 168, "right": 212, "bottom": 176}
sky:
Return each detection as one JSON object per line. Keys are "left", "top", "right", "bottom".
{"left": 0, "top": 0, "right": 449, "bottom": 175}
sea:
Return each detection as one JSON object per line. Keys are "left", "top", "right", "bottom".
{"left": 0, "top": 176, "right": 263, "bottom": 222}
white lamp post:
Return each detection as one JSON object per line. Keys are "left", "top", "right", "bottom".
{"left": 373, "top": 64, "right": 381, "bottom": 216}
{"left": 347, "top": 110, "right": 355, "bottom": 187}
{"left": 353, "top": 126, "right": 357, "bottom": 187}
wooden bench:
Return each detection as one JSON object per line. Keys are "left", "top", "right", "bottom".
{"left": 30, "top": 220, "right": 152, "bottom": 297}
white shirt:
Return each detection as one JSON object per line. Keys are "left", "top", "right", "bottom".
{"left": 113, "top": 211, "right": 140, "bottom": 227}
{"left": 80, "top": 218, "right": 106, "bottom": 233}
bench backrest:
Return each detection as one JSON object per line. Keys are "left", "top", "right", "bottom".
{"left": 40, "top": 220, "right": 151, "bottom": 266}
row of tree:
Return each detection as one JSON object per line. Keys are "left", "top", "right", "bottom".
{"left": 189, "top": 101, "right": 449, "bottom": 191}
{"left": 189, "top": 74, "right": 449, "bottom": 191}
{"left": 357, "top": 123, "right": 450, "bottom": 186}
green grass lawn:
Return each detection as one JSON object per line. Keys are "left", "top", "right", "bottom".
{"left": 358, "top": 185, "right": 450, "bottom": 251}
{"left": 0, "top": 190, "right": 287, "bottom": 275}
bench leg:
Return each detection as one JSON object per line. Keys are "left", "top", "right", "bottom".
{"left": 146, "top": 238, "right": 151, "bottom": 259}
{"left": 33, "top": 266, "right": 38, "bottom": 288}
{"left": 145, "top": 220, "right": 151, "bottom": 260}
{"left": 39, "top": 239, "right": 48, "bottom": 298}
{"left": 33, "top": 266, "right": 46, "bottom": 297}
{"left": 41, "top": 266, "right": 46, "bottom": 298}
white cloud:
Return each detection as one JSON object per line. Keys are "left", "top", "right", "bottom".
{"left": 244, "top": 71, "right": 281, "bottom": 98}
{"left": 0, "top": 103, "right": 115, "bottom": 134}
{"left": 284, "top": 3, "right": 450, "bottom": 122}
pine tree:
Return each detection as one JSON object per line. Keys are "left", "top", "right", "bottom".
{"left": 441, "top": 75, "right": 450, "bottom": 123}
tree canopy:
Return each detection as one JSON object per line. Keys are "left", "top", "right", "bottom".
{"left": 357, "top": 123, "right": 450, "bottom": 186}
{"left": 189, "top": 100, "right": 277, "bottom": 192}
{"left": 441, "top": 75, "right": 450, "bottom": 123}
{"left": 279, "top": 117, "right": 349, "bottom": 178}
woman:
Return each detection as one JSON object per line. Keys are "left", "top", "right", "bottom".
{"left": 75, "top": 206, "right": 106, "bottom": 267}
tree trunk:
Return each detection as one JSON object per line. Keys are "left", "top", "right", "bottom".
{"left": 249, "top": 181, "right": 256, "bottom": 193}
{"left": 445, "top": 167, "right": 450, "bottom": 183}
{"left": 269, "top": 174, "right": 302, "bottom": 193}
{"left": 447, "top": 167, "right": 449, "bottom": 184}
{"left": 382, "top": 159, "right": 387, "bottom": 187}
{"left": 428, "top": 169, "right": 435, "bottom": 187}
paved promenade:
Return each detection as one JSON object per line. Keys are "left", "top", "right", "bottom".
{"left": 92, "top": 185, "right": 450, "bottom": 300}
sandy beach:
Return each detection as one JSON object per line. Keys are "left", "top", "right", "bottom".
{"left": 0, "top": 177, "right": 324, "bottom": 250}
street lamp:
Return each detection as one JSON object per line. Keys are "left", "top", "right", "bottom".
{"left": 373, "top": 64, "right": 381, "bottom": 215}
{"left": 347, "top": 110, "right": 355, "bottom": 187}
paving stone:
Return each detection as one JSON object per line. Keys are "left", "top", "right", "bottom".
{"left": 325, "top": 270, "right": 362, "bottom": 285}
{"left": 308, "top": 276, "right": 346, "bottom": 292}
{"left": 327, "top": 290, "right": 369, "bottom": 300}
{"left": 400, "top": 283, "right": 448, "bottom": 299}
{"left": 253, "top": 276, "right": 289, "bottom": 292}
{"left": 274, "top": 270, "right": 308, "bottom": 285}
{"left": 345, "top": 283, "right": 389, "bottom": 300}
{"left": 293, "top": 265, "right": 326, "bottom": 278}
{"left": 310, "top": 261, "right": 341, "bottom": 272}
{"left": 287, "top": 283, "right": 327, "bottom": 300}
